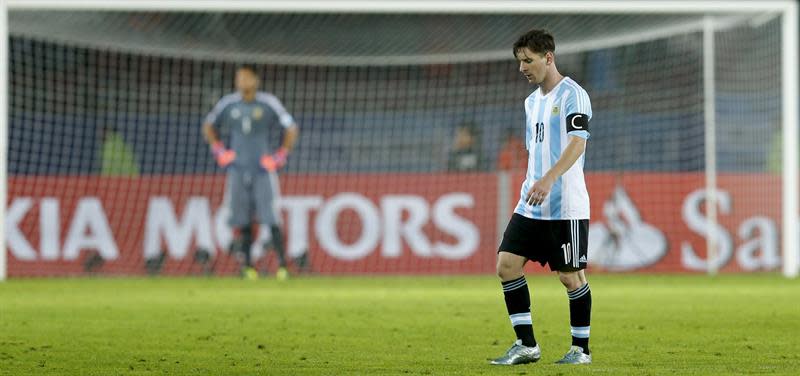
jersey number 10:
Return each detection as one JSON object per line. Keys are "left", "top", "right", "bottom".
{"left": 534, "top": 122, "right": 544, "bottom": 143}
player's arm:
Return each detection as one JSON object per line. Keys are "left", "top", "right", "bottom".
{"left": 280, "top": 124, "right": 299, "bottom": 152}
{"left": 202, "top": 100, "right": 236, "bottom": 167}
{"left": 261, "top": 123, "right": 299, "bottom": 172}
{"left": 270, "top": 93, "right": 299, "bottom": 153}
{"left": 260, "top": 93, "right": 299, "bottom": 172}
{"left": 202, "top": 97, "right": 228, "bottom": 146}
{"left": 202, "top": 122, "right": 220, "bottom": 145}
{"left": 527, "top": 111, "right": 590, "bottom": 206}
{"left": 526, "top": 136, "right": 586, "bottom": 206}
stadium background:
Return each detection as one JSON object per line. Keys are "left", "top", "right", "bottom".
{"left": 2, "top": 10, "right": 789, "bottom": 276}
{"left": 2, "top": 3, "right": 799, "bottom": 376}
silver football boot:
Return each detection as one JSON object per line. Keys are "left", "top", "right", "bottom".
{"left": 555, "top": 346, "right": 592, "bottom": 364}
{"left": 489, "top": 340, "right": 541, "bottom": 365}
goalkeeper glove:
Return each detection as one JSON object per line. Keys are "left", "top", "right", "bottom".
{"left": 260, "top": 147, "right": 289, "bottom": 172}
{"left": 211, "top": 141, "right": 236, "bottom": 168}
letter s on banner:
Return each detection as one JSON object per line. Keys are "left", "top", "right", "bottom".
{"left": 432, "top": 193, "right": 479, "bottom": 260}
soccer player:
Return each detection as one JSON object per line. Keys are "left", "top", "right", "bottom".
{"left": 490, "top": 29, "right": 593, "bottom": 366}
{"left": 202, "top": 65, "right": 299, "bottom": 280}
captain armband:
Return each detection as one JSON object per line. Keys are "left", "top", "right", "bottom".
{"left": 566, "top": 113, "right": 589, "bottom": 133}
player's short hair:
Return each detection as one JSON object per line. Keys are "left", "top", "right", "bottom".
{"left": 513, "top": 29, "right": 555, "bottom": 57}
{"left": 236, "top": 64, "right": 259, "bottom": 76}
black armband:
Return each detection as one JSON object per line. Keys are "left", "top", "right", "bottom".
{"left": 566, "top": 113, "right": 589, "bottom": 133}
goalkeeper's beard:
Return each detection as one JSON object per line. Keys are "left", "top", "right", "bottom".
{"left": 240, "top": 88, "right": 256, "bottom": 101}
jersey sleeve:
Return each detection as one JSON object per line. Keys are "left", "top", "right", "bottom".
{"left": 203, "top": 95, "right": 233, "bottom": 129}
{"left": 258, "top": 93, "right": 296, "bottom": 129}
{"left": 564, "top": 86, "right": 592, "bottom": 140}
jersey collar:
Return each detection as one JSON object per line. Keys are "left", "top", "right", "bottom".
{"left": 536, "top": 76, "right": 569, "bottom": 99}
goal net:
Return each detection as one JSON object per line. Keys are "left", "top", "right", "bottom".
{"left": 1, "top": 1, "right": 797, "bottom": 278}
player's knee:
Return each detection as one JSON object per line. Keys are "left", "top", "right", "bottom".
{"left": 496, "top": 258, "right": 521, "bottom": 280}
{"left": 558, "top": 271, "right": 582, "bottom": 290}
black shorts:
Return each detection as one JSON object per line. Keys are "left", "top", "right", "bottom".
{"left": 498, "top": 213, "right": 589, "bottom": 272}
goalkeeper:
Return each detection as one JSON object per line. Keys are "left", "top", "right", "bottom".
{"left": 202, "top": 65, "right": 299, "bottom": 280}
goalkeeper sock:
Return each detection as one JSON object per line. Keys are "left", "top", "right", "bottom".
{"left": 270, "top": 226, "right": 287, "bottom": 268}
{"left": 501, "top": 276, "right": 536, "bottom": 347}
{"left": 567, "top": 283, "right": 592, "bottom": 353}
{"left": 236, "top": 226, "right": 254, "bottom": 267}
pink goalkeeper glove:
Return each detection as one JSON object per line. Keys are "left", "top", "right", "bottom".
{"left": 211, "top": 141, "right": 236, "bottom": 168}
{"left": 260, "top": 147, "right": 289, "bottom": 172}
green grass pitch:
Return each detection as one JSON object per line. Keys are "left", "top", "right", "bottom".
{"left": 1, "top": 274, "right": 798, "bottom": 375}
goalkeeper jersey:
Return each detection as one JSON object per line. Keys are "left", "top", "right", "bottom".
{"left": 204, "top": 91, "right": 295, "bottom": 172}
{"left": 514, "top": 77, "right": 592, "bottom": 220}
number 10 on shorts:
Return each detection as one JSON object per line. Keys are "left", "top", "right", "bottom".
{"left": 562, "top": 242, "right": 573, "bottom": 265}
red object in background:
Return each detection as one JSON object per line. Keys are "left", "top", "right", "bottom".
{"left": 5, "top": 173, "right": 783, "bottom": 277}
{"left": 497, "top": 138, "right": 527, "bottom": 172}
{"left": 6, "top": 174, "right": 497, "bottom": 276}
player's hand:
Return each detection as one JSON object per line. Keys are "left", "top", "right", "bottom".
{"left": 211, "top": 141, "right": 236, "bottom": 168}
{"left": 260, "top": 147, "right": 289, "bottom": 172}
{"left": 526, "top": 176, "right": 554, "bottom": 206}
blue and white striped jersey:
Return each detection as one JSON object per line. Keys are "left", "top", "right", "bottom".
{"left": 515, "top": 77, "right": 592, "bottom": 220}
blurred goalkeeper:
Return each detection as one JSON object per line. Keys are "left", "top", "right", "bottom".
{"left": 202, "top": 65, "right": 299, "bottom": 280}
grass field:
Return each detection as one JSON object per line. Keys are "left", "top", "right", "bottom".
{"left": 1, "top": 274, "right": 798, "bottom": 375}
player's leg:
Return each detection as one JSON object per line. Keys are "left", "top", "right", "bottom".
{"left": 559, "top": 269, "right": 591, "bottom": 352}
{"left": 490, "top": 214, "right": 542, "bottom": 365}
{"left": 497, "top": 251, "right": 535, "bottom": 348}
{"left": 228, "top": 170, "right": 257, "bottom": 279}
{"left": 269, "top": 226, "right": 288, "bottom": 269}
{"left": 232, "top": 225, "right": 254, "bottom": 265}
{"left": 553, "top": 219, "right": 592, "bottom": 365}
{"left": 255, "top": 171, "right": 288, "bottom": 280}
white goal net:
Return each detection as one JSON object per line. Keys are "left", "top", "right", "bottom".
{"left": 1, "top": 1, "right": 797, "bottom": 278}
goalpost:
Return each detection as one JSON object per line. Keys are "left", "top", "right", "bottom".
{"left": 0, "top": 0, "right": 7, "bottom": 281}
{"left": 0, "top": 0, "right": 797, "bottom": 279}
{"left": 781, "top": 5, "right": 799, "bottom": 278}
